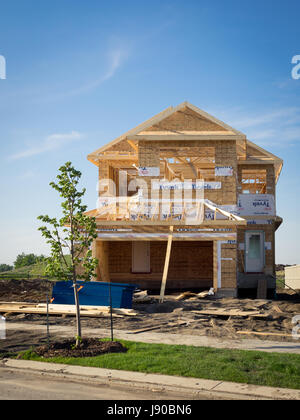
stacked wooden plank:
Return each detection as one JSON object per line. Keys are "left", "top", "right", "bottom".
{"left": 0, "top": 302, "right": 137, "bottom": 318}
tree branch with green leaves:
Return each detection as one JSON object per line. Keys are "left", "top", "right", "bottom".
{"left": 38, "top": 162, "right": 98, "bottom": 346}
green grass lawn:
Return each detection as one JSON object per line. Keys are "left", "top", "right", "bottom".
{"left": 276, "top": 270, "right": 285, "bottom": 289}
{"left": 19, "top": 339, "right": 300, "bottom": 390}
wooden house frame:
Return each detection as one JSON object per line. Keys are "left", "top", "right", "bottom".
{"left": 86, "top": 102, "right": 283, "bottom": 298}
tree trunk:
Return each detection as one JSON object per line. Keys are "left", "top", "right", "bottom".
{"left": 73, "top": 281, "right": 82, "bottom": 347}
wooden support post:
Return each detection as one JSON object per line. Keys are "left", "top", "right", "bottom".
{"left": 94, "top": 240, "right": 110, "bottom": 282}
{"left": 159, "top": 226, "right": 174, "bottom": 303}
{"left": 213, "top": 241, "right": 218, "bottom": 291}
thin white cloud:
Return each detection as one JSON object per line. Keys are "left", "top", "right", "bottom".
{"left": 102, "top": 48, "right": 129, "bottom": 81}
{"left": 1, "top": 45, "right": 130, "bottom": 104}
{"left": 9, "top": 131, "right": 83, "bottom": 160}
{"left": 213, "top": 106, "right": 300, "bottom": 147}
{"left": 228, "top": 108, "right": 300, "bottom": 130}
{"left": 55, "top": 46, "right": 129, "bottom": 99}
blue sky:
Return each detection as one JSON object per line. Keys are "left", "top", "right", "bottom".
{"left": 0, "top": 0, "right": 299, "bottom": 265}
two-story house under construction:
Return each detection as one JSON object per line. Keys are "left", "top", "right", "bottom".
{"left": 86, "top": 102, "right": 283, "bottom": 299}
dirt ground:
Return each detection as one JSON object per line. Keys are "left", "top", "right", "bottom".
{"left": 0, "top": 278, "right": 300, "bottom": 355}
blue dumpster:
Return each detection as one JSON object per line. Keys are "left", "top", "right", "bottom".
{"left": 52, "top": 281, "right": 138, "bottom": 309}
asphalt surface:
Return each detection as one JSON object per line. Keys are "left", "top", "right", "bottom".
{"left": 0, "top": 367, "right": 224, "bottom": 400}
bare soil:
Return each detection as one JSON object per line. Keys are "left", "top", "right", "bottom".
{"left": 0, "top": 278, "right": 51, "bottom": 303}
{"left": 0, "top": 279, "right": 300, "bottom": 355}
{"left": 33, "top": 338, "right": 127, "bottom": 358}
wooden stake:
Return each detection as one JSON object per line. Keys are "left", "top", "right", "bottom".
{"left": 159, "top": 226, "right": 174, "bottom": 303}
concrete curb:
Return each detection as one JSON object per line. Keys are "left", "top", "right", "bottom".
{"left": 1, "top": 358, "right": 300, "bottom": 400}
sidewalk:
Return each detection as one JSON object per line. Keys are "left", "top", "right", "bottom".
{"left": 5, "top": 321, "right": 300, "bottom": 354}
{"left": 1, "top": 358, "right": 300, "bottom": 400}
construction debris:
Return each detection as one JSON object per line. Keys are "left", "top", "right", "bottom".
{"left": 133, "top": 290, "right": 153, "bottom": 303}
{"left": 175, "top": 288, "right": 215, "bottom": 301}
{"left": 1, "top": 279, "right": 300, "bottom": 344}
{"left": 175, "top": 291, "right": 196, "bottom": 301}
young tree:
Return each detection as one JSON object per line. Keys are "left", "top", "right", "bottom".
{"left": 38, "top": 162, "right": 98, "bottom": 346}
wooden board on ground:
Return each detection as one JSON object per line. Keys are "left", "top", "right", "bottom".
{"left": 237, "top": 330, "right": 293, "bottom": 338}
{"left": 0, "top": 302, "right": 137, "bottom": 318}
{"left": 127, "top": 320, "right": 196, "bottom": 334}
{"left": 191, "top": 309, "right": 270, "bottom": 319}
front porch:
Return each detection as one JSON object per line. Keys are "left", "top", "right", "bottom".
{"left": 91, "top": 222, "right": 240, "bottom": 299}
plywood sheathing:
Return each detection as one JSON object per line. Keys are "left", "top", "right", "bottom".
{"left": 143, "top": 106, "right": 228, "bottom": 133}
{"left": 106, "top": 139, "right": 136, "bottom": 153}
{"left": 220, "top": 242, "right": 237, "bottom": 288}
{"left": 215, "top": 140, "right": 237, "bottom": 205}
{"left": 87, "top": 101, "right": 245, "bottom": 162}
{"left": 106, "top": 240, "right": 214, "bottom": 290}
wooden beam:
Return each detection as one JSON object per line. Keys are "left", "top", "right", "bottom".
{"left": 96, "top": 155, "right": 138, "bottom": 161}
{"left": 129, "top": 134, "right": 245, "bottom": 141}
{"left": 238, "top": 160, "right": 276, "bottom": 165}
{"left": 95, "top": 240, "right": 110, "bottom": 282}
{"left": 159, "top": 226, "right": 174, "bottom": 303}
{"left": 127, "top": 140, "right": 138, "bottom": 152}
{"left": 94, "top": 219, "right": 246, "bottom": 226}
{"left": 213, "top": 241, "right": 218, "bottom": 290}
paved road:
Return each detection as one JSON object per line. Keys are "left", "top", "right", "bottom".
{"left": 0, "top": 367, "right": 237, "bottom": 400}
{"left": 0, "top": 367, "right": 192, "bottom": 400}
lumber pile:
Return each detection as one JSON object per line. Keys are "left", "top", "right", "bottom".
{"left": 0, "top": 302, "right": 137, "bottom": 318}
